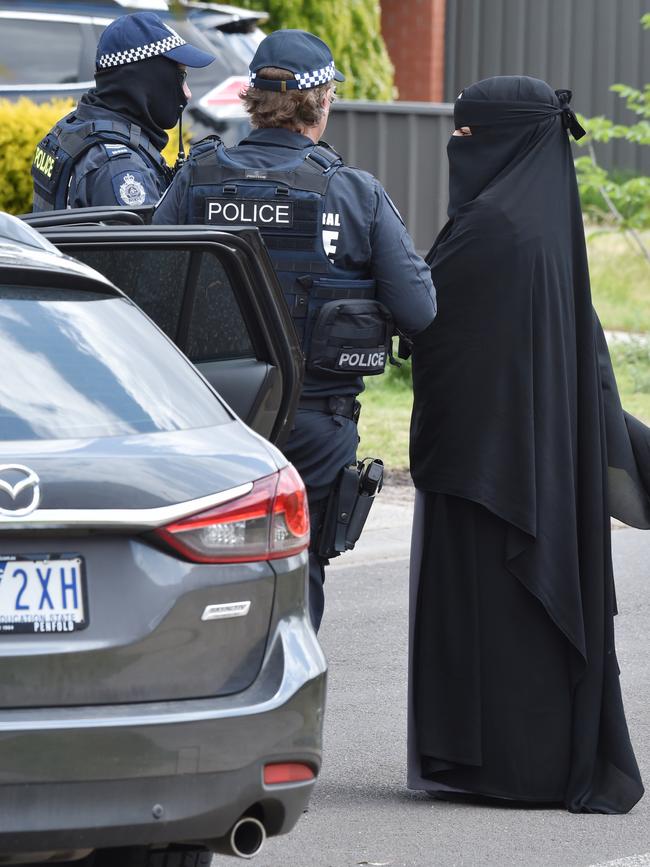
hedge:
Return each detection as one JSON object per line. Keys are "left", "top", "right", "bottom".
{"left": 0, "top": 98, "right": 71, "bottom": 215}
{"left": 0, "top": 97, "right": 186, "bottom": 215}
{"left": 227, "top": 0, "right": 395, "bottom": 101}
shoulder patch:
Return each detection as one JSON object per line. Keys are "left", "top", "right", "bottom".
{"left": 112, "top": 170, "right": 147, "bottom": 206}
{"left": 103, "top": 143, "right": 132, "bottom": 160}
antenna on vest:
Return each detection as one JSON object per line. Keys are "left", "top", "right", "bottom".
{"left": 174, "top": 107, "right": 186, "bottom": 173}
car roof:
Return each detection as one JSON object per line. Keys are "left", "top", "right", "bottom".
{"left": 184, "top": 1, "right": 268, "bottom": 24}
{"left": 0, "top": 213, "right": 120, "bottom": 294}
{"left": 0, "top": 1, "right": 167, "bottom": 12}
{"left": 0, "top": 0, "right": 264, "bottom": 18}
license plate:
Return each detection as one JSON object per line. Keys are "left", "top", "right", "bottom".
{"left": 0, "top": 555, "right": 87, "bottom": 634}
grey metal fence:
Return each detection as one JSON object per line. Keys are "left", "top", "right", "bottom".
{"left": 326, "top": 101, "right": 454, "bottom": 252}
{"left": 321, "top": 3, "right": 650, "bottom": 249}
{"left": 444, "top": 0, "right": 650, "bottom": 173}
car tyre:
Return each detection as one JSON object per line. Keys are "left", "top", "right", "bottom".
{"left": 76, "top": 846, "right": 213, "bottom": 867}
{"left": 144, "top": 848, "right": 213, "bottom": 867}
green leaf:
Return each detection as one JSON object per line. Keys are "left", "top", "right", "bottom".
{"left": 577, "top": 15, "right": 649, "bottom": 232}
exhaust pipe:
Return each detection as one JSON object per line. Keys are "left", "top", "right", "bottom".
{"left": 211, "top": 815, "right": 267, "bottom": 859}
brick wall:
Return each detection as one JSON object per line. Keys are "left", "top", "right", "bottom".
{"left": 380, "top": 0, "right": 446, "bottom": 102}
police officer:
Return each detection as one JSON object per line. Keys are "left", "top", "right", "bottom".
{"left": 32, "top": 12, "right": 214, "bottom": 211}
{"left": 153, "top": 29, "right": 437, "bottom": 630}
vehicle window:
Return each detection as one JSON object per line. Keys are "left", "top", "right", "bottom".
{"left": 201, "top": 28, "right": 265, "bottom": 68}
{"left": 0, "top": 288, "right": 230, "bottom": 441}
{"left": 0, "top": 19, "right": 83, "bottom": 85}
{"left": 187, "top": 252, "right": 254, "bottom": 361}
{"left": 70, "top": 248, "right": 190, "bottom": 340}
{"left": 170, "top": 18, "right": 239, "bottom": 85}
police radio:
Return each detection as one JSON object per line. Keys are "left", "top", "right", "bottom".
{"left": 174, "top": 104, "right": 186, "bottom": 174}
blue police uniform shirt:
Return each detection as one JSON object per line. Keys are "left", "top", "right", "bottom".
{"left": 153, "top": 128, "right": 437, "bottom": 340}
{"left": 65, "top": 104, "right": 169, "bottom": 208}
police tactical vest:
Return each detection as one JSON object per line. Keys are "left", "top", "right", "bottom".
{"left": 187, "top": 139, "right": 393, "bottom": 378}
{"left": 31, "top": 111, "right": 171, "bottom": 211}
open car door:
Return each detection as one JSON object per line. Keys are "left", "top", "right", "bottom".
{"left": 28, "top": 218, "right": 303, "bottom": 447}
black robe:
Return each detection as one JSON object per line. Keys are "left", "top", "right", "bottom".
{"left": 408, "top": 76, "right": 647, "bottom": 814}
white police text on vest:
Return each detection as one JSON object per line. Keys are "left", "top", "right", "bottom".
{"left": 205, "top": 198, "right": 294, "bottom": 228}
{"left": 337, "top": 350, "right": 387, "bottom": 370}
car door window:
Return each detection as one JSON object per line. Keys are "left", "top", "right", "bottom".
{"left": 73, "top": 248, "right": 190, "bottom": 340}
{"left": 0, "top": 18, "right": 83, "bottom": 85}
{"left": 186, "top": 253, "right": 254, "bottom": 361}
{"left": 54, "top": 241, "right": 278, "bottom": 432}
{"left": 73, "top": 246, "right": 256, "bottom": 360}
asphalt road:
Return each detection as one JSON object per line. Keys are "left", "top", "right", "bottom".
{"left": 228, "top": 489, "right": 650, "bottom": 867}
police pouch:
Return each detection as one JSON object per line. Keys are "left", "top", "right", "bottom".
{"left": 308, "top": 298, "right": 394, "bottom": 376}
{"left": 316, "top": 458, "right": 384, "bottom": 559}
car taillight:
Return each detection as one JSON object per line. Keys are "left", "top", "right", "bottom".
{"left": 155, "top": 465, "right": 309, "bottom": 563}
{"left": 263, "top": 762, "right": 316, "bottom": 785}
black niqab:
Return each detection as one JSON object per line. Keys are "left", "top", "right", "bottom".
{"left": 446, "top": 129, "right": 521, "bottom": 217}
{"left": 82, "top": 55, "right": 186, "bottom": 151}
{"left": 409, "top": 76, "right": 644, "bottom": 813}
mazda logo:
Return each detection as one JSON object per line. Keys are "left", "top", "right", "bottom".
{"left": 0, "top": 464, "right": 41, "bottom": 517}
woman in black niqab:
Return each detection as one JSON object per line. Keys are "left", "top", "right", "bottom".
{"left": 408, "top": 75, "right": 646, "bottom": 813}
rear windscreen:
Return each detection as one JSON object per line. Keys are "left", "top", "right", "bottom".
{"left": 0, "top": 288, "right": 230, "bottom": 441}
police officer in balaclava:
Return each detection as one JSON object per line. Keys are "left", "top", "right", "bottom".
{"left": 153, "top": 29, "right": 437, "bottom": 631}
{"left": 32, "top": 12, "right": 214, "bottom": 211}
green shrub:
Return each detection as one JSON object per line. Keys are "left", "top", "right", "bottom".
{"left": 576, "top": 13, "right": 650, "bottom": 233}
{"left": 0, "top": 97, "right": 74, "bottom": 214}
{"left": 610, "top": 339, "right": 650, "bottom": 395}
{"left": 222, "top": 0, "right": 394, "bottom": 101}
{"left": 0, "top": 97, "right": 188, "bottom": 215}
{"left": 578, "top": 167, "right": 649, "bottom": 227}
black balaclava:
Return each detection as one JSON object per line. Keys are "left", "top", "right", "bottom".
{"left": 81, "top": 55, "right": 186, "bottom": 151}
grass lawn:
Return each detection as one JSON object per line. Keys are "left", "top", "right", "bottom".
{"left": 357, "top": 233, "right": 650, "bottom": 472}
{"left": 609, "top": 340, "right": 650, "bottom": 424}
{"left": 589, "top": 230, "right": 650, "bottom": 333}
{"left": 357, "top": 380, "right": 413, "bottom": 471}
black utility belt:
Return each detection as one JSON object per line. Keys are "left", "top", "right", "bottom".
{"left": 298, "top": 395, "right": 361, "bottom": 422}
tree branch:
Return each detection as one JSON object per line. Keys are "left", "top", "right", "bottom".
{"left": 588, "top": 143, "right": 650, "bottom": 264}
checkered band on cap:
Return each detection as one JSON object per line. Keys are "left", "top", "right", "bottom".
{"left": 98, "top": 33, "right": 186, "bottom": 69}
{"left": 248, "top": 61, "right": 336, "bottom": 91}
{"left": 294, "top": 61, "right": 336, "bottom": 89}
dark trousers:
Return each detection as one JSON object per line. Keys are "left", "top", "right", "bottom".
{"left": 282, "top": 408, "right": 358, "bottom": 632}
{"left": 306, "top": 497, "right": 328, "bottom": 631}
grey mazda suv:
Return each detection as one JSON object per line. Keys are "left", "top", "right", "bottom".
{"left": 0, "top": 212, "right": 325, "bottom": 866}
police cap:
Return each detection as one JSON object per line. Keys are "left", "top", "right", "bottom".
{"left": 249, "top": 30, "right": 345, "bottom": 92}
{"left": 96, "top": 12, "right": 215, "bottom": 71}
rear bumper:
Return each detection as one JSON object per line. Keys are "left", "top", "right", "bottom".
{"left": 0, "top": 613, "right": 326, "bottom": 853}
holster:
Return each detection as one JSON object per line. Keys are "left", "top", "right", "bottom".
{"left": 316, "top": 458, "right": 384, "bottom": 559}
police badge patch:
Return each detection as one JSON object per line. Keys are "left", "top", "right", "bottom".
{"left": 112, "top": 171, "right": 147, "bottom": 206}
